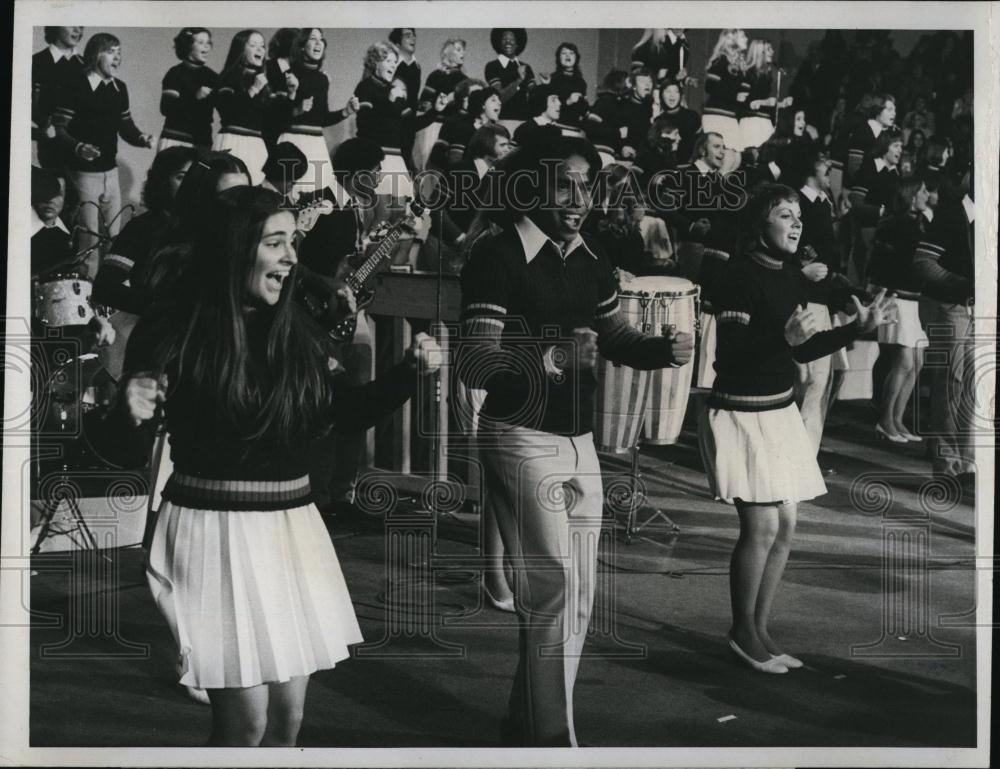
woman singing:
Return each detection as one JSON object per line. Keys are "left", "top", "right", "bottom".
{"left": 700, "top": 183, "right": 894, "bottom": 673}
{"left": 115, "top": 186, "right": 440, "bottom": 745}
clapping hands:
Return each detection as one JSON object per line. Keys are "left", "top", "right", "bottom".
{"left": 851, "top": 288, "right": 897, "bottom": 334}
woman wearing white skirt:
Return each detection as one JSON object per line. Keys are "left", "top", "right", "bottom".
{"left": 273, "top": 29, "right": 359, "bottom": 195}
{"left": 213, "top": 30, "right": 272, "bottom": 185}
{"left": 702, "top": 29, "right": 748, "bottom": 153}
{"left": 700, "top": 183, "right": 895, "bottom": 674}
{"left": 738, "top": 39, "right": 792, "bottom": 150}
{"left": 117, "top": 186, "right": 440, "bottom": 746}
{"left": 869, "top": 179, "right": 932, "bottom": 442}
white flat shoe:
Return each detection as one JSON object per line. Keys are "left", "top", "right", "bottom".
{"left": 728, "top": 636, "right": 788, "bottom": 674}
{"left": 483, "top": 578, "right": 515, "bottom": 613}
{"left": 876, "top": 424, "right": 908, "bottom": 443}
{"left": 770, "top": 653, "right": 804, "bottom": 669}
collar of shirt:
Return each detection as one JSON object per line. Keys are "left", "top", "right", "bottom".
{"left": 922, "top": 207, "right": 934, "bottom": 223}
{"left": 30, "top": 208, "right": 70, "bottom": 238}
{"left": 873, "top": 157, "right": 898, "bottom": 174}
{"left": 962, "top": 194, "right": 975, "bottom": 223}
{"left": 867, "top": 119, "right": 884, "bottom": 138}
{"left": 515, "top": 216, "right": 595, "bottom": 264}
{"left": 473, "top": 157, "right": 490, "bottom": 179}
{"left": 87, "top": 70, "right": 118, "bottom": 91}
{"left": 48, "top": 44, "right": 76, "bottom": 63}
{"left": 693, "top": 158, "right": 715, "bottom": 176}
{"left": 799, "top": 184, "right": 828, "bottom": 203}
{"left": 498, "top": 55, "right": 518, "bottom": 69}
{"left": 667, "top": 30, "right": 679, "bottom": 45}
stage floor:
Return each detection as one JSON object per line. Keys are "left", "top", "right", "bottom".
{"left": 26, "top": 403, "right": 978, "bottom": 748}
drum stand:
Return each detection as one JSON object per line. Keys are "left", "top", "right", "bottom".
{"left": 623, "top": 442, "right": 680, "bottom": 544}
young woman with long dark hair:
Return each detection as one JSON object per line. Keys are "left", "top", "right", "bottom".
{"left": 117, "top": 185, "right": 439, "bottom": 746}
{"left": 213, "top": 29, "right": 272, "bottom": 184}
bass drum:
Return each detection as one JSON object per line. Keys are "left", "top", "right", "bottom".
{"left": 34, "top": 273, "right": 95, "bottom": 327}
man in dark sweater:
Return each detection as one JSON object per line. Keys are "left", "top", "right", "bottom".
{"left": 458, "top": 134, "right": 691, "bottom": 747}
{"left": 32, "top": 26, "right": 85, "bottom": 171}
{"left": 913, "top": 165, "right": 975, "bottom": 483}
{"left": 53, "top": 32, "right": 153, "bottom": 276}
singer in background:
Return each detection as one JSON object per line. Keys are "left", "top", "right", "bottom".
{"left": 52, "top": 32, "right": 155, "bottom": 276}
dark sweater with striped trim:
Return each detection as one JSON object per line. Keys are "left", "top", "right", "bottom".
{"left": 354, "top": 75, "right": 412, "bottom": 151}
{"left": 711, "top": 249, "right": 859, "bottom": 412}
{"left": 92, "top": 210, "right": 173, "bottom": 314}
{"left": 703, "top": 57, "right": 747, "bottom": 120}
{"left": 216, "top": 65, "right": 270, "bottom": 136}
{"left": 32, "top": 48, "right": 85, "bottom": 137}
{"left": 160, "top": 61, "right": 219, "bottom": 147}
{"left": 739, "top": 69, "right": 774, "bottom": 121}
{"left": 278, "top": 63, "right": 351, "bottom": 135}
{"left": 631, "top": 35, "right": 690, "bottom": 85}
{"left": 88, "top": 304, "right": 417, "bottom": 510}
{"left": 848, "top": 158, "right": 900, "bottom": 227}
{"left": 458, "top": 223, "right": 678, "bottom": 435}
{"left": 485, "top": 58, "right": 536, "bottom": 120}
{"left": 53, "top": 72, "right": 147, "bottom": 172}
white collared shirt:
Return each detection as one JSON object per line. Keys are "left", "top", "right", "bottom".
{"left": 867, "top": 119, "right": 885, "bottom": 138}
{"left": 498, "top": 54, "right": 518, "bottom": 69}
{"left": 693, "top": 158, "right": 715, "bottom": 176}
{"left": 473, "top": 157, "right": 490, "bottom": 179}
{"left": 962, "top": 194, "right": 974, "bottom": 223}
{"left": 799, "top": 184, "right": 829, "bottom": 204}
{"left": 86, "top": 70, "right": 118, "bottom": 92}
{"left": 48, "top": 44, "right": 76, "bottom": 63}
{"left": 515, "top": 216, "right": 595, "bottom": 263}
{"left": 666, "top": 30, "right": 679, "bottom": 45}
{"left": 922, "top": 207, "right": 934, "bottom": 223}
{"left": 873, "top": 157, "right": 898, "bottom": 174}
{"left": 31, "top": 208, "right": 71, "bottom": 238}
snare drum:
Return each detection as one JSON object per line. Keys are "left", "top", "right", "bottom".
{"left": 632, "top": 276, "right": 699, "bottom": 446}
{"left": 34, "top": 273, "right": 95, "bottom": 327}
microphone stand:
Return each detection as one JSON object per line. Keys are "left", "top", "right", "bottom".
{"left": 33, "top": 353, "right": 106, "bottom": 557}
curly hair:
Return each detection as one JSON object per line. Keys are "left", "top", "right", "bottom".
{"left": 363, "top": 41, "right": 398, "bottom": 76}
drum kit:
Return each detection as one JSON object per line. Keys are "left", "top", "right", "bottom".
{"left": 593, "top": 274, "right": 700, "bottom": 542}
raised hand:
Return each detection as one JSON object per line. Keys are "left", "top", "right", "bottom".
{"left": 851, "top": 288, "right": 897, "bottom": 334}
{"left": 345, "top": 95, "right": 360, "bottom": 115}
{"left": 801, "top": 262, "right": 828, "bottom": 282}
{"left": 125, "top": 372, "right": 167, "bottom": 427}
{"left": 408, "top": 331, "right": 443, "bottom": 375}
{"left": 784, "top": 305, "right": 822, "bottom": 346}
{"left": 195, "top": 86, "right": 213, "bottom": 100}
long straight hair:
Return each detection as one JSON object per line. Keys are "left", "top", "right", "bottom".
{"left": 174, "top": 186, "right": 329, "bottom": 444}
{"left": 223, "top": 29, "right": 264, "bottom": 76}
{"left": 633, "top": 28, "right": 667, "bottom": 54}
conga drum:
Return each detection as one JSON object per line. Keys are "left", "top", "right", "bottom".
{"left": 593, "top": 276, "right": 656, "bottom": 454}
{"left": 637, "top": 276, "right": 700, "bottom": 446}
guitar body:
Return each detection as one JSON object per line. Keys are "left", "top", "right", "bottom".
{"left": 293, "top": 200, "right": 424, "bottom": 345}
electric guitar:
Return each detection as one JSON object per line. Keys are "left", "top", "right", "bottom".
{"left": 295, "top": 200, "right": 425, "bottom": 343}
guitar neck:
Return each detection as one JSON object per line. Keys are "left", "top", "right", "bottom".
{"left": 348, "top": 221, "right": 408, "bottom": 288}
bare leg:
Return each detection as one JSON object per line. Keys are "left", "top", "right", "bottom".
{"left": 894, "top": 347, "right": 922, "bottom": 433}
{"left": 755, "top": 502, "right": 798, "bottom": 656}
{"left": 729, "top": 501, "right": 779, "bottom": 661}
{"left": 879, "top": 345, "right": 907, "bottom": 435}
{"left": 261, "top": 675, "right": 310, "bottom": 747}
{"left": 207, "top": 685, "right": 269, "bottom": 747}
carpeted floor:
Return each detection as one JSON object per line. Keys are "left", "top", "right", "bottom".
{"left": 28, "top": 403, "right": 978, "bottom": 748}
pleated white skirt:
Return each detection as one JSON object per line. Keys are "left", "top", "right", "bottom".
{"left": 146, "top": 498, "right": 363, "bottom": 689}
{"left": 701, "top": 114, "right": 743, "bottom": 152}
{"left": 699, "top": 402, "right": 827, "bottom": 504}
{"left": 877, "top": 297, "right": 927, "bottom": 348}
{"left": 376, "top": 152, "right": 414, "bottom": 199}
{"left": 212, "top": 132, "right": 268, "bottom": 186}
{"left": 277, "top": 131, "right": 333, "bottom": 195}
